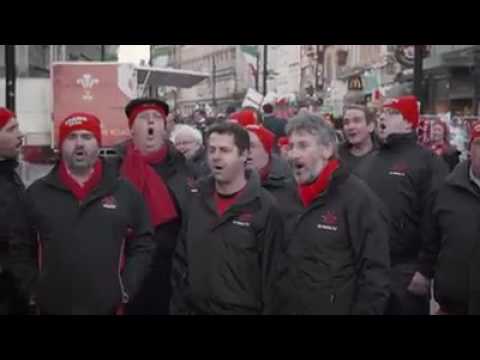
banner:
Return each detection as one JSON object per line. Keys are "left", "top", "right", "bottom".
{"left": 241, "top": 45, "right": 259, "bottom": 78}
{"left": 52, "top": 63, "right": 137, "bottom": 148}
{"left": 242, "top": 88, "right": 264, "bottom": 110}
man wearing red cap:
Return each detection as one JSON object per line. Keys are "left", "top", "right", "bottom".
{"left": 355, "top": 95, "right": 449, "bottom": 315}
{"left": 241, "top": 124, "right": 296, "bottom": 222}
{"left": 0, "top": 107, "right": 31, "bottom": 314}
{"left": 421, "top": 123, "right": 480, "bottom": 315}
{"left": 271, "top": 113, "right": 390, "bottom": 314}
{"left": 115, "top": 98, "right": 192, "bottom": 315}
{"left": 13, "top": 112, "right": 154, "bottom": 315}
{"left": 170, "top": 122, "right": 284, "bottom": 315}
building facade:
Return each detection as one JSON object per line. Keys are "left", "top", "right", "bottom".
{"left": 423, "top": 45, "right": 480, "bottom": 115}
{"left": 170, "top": 45, "right": 256, "bottom": 115}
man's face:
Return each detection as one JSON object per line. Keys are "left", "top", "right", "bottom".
{"left": 61, "top": 130, "right": 99, "bottom": 172}
{"left": 207, "top": 133, "right": 247, "bottom": 185}
{"left": 288, "top": 130, "right": 333, "bottom": 185}
{"left": 0, "top": 117, "right": 23, "bottom": 159}
{"left": 174, "top": 132, "right": 201, "bottom": 160}
{"left": 343, "top": 109, "right": 374, "bottom": 146}
{"left": 431, "top": 123, "right": 446, "bottom": 143}
{"left": 377, "top": 108, "right": 409, "bottom": 141}
{"left": 131, "top": 110, "right": 166, "bottom": 154}
{"left": 471, "top": 140, "right": 480, "bottom": 178}
{"left": 246, "top": 131, "right": 269, "bottom": 171}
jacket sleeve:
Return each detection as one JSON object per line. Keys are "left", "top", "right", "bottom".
{"left": 259, "top": 201, "right": 285, "bottom": 315}
{"left": 349, "top": 185, "right": 391, "bottom": 315}
{"left": 417, "top": 155, "right": 449, "bottom": 278}
{"left": 169, "top": 217, "right": 191, "bottom": 315}
{"left": 9, "top": 187, "right": 39, "bottom": 304}
{"left": 122, "top": 184, "right": 155, "bottom": 303}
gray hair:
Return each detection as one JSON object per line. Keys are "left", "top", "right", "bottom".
{"left": 286, "top": 113, "right": 339, "bottom": 158}
{"left": 170, "top": 124, "right": 203, "bottom": 145}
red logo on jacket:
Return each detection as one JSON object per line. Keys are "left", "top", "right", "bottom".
{"left": 102, "top": 195, "right": 117, "bottom": 209}
{"left": 318, "top": 210, "right": 338, "bottom": 232}
{"left": 389, "top": 161, "right": 409, "bottom": 176}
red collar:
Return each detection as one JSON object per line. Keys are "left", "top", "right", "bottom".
{"left": 58, "top": 160, "right": 103, "bottom": 202}
{"left": 298, "top": 159, "right": 340, "bottom": 208}
{"left": 214, "top": 187, "right": 246, "bottom": 217}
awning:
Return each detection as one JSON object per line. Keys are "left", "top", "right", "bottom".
{"left": 136, "top": 66, "right": 210, "bottom": 88}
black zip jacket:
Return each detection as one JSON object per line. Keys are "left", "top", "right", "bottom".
{"left": 272, "top": 165, "right": 391, "bottom": 315}
{"left": 13, "top": 160, "right": 154, "bottom": 315}
{"left": 422, "top": 161, "right": 480, "bottom": 314}
{"left": 170, "top": 171, "right": 284, "bottom": 315}
{"left": 0, "top": 159, "right": 32, "bottom": 313}
{"left": 354, "top": 133, "right": 449, "bottom": 269}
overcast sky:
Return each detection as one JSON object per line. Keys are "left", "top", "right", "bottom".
{"left": 118, "top": 45, "right": 150, "bottom": 64}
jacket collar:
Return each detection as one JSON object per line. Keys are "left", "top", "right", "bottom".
{"left": 447, "top": 161, "right": 480, "bottom": 198}
{"left": 382, "top": 132, "right": 417, "bottom": 150}
{"left": 199, "top": 170, "right": 262, "bottom": 215}
{"left": 0, "top": 158, "right": 18, "bottom": 175}
{"left": 42, "top": 158, "right": 119, "bottom": 204}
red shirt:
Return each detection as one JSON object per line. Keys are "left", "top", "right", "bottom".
{"left": 214, "top": 187, "right": 245, "bottom": 217}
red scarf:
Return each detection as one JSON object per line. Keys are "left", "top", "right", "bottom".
{"left": 59, "top": 160, "right": 103, "bottom": 202}
{"left": 121, "top": 143, "right": 178, "bottom": 227}
{"left": 298, "top": 159, "right": 340, "bottom": 208}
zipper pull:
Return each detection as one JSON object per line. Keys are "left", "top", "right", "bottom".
{"left": 330, "top": 294, "right": 336, "bottom": 304}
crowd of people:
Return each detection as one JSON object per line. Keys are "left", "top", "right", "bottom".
{"left": 0, "top": 93, "right": 479, "bottom": 315}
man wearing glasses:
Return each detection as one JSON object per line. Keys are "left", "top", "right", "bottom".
{"left": 355, "top": 96, "right": 449, "bottom": 315}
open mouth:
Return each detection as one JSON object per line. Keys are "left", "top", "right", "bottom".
{"left": 293, "top": 162, "right": 305, "bottom": 173}
{"left": 148, "top": 128, "right": 154, "bottom": 136}
{"left": 212, "top": 165, "right": 224, "bottom": 172}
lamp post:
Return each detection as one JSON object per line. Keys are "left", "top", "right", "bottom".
{"left": 5, "top": 45, "right": 16, "bottom": 112}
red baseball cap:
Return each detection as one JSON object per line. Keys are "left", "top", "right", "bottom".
{"left": 383, "top": 96, "right": 420, "bottom": 129}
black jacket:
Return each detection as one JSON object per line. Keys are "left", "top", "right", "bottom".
{"left": 354, "top": 133, "right": 449, "bottom": 269}
{"left": 262, "top": 154, "right": 297, "bottom": 227}
{"left": 112, "top": 141, "right": 192, "bottom": 255}
{"left": 0, "top": 160, "right": 32, "bottom": 313}
{"left": 15, "top": 160, "right": 154, "bottom": 315}
{"left": 422, "top": 161, "right": 480, "bottom": 314}
{"left": 0, "top": 160, "right": 30, "bottom": 272}
{"left": 338, "top": 136, "right": 379, "bottom": 172}
{"left": 272, "top": 165, "right": 391, "bottom": 315}
{"left": 170, "top": 171, "right": 284, "bottom": 315}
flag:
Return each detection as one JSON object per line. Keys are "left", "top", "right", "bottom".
{"left": 241, "top": 45, "right": 259, "bottom": 77}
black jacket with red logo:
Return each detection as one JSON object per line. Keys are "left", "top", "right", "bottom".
{"left": 271, "top": 165, "right": 391, "bottom": 315}
{"left": 12, "top": 160, "right": 154, "bottom": 315}
{"left": 422, "top": 161, "right": 480, "bottom": 314}
{"left": 354, "top": 133, "right": 449, "bottom": 272}
{"left": 170, "top": 171, "right": 284, "bottom": 315}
